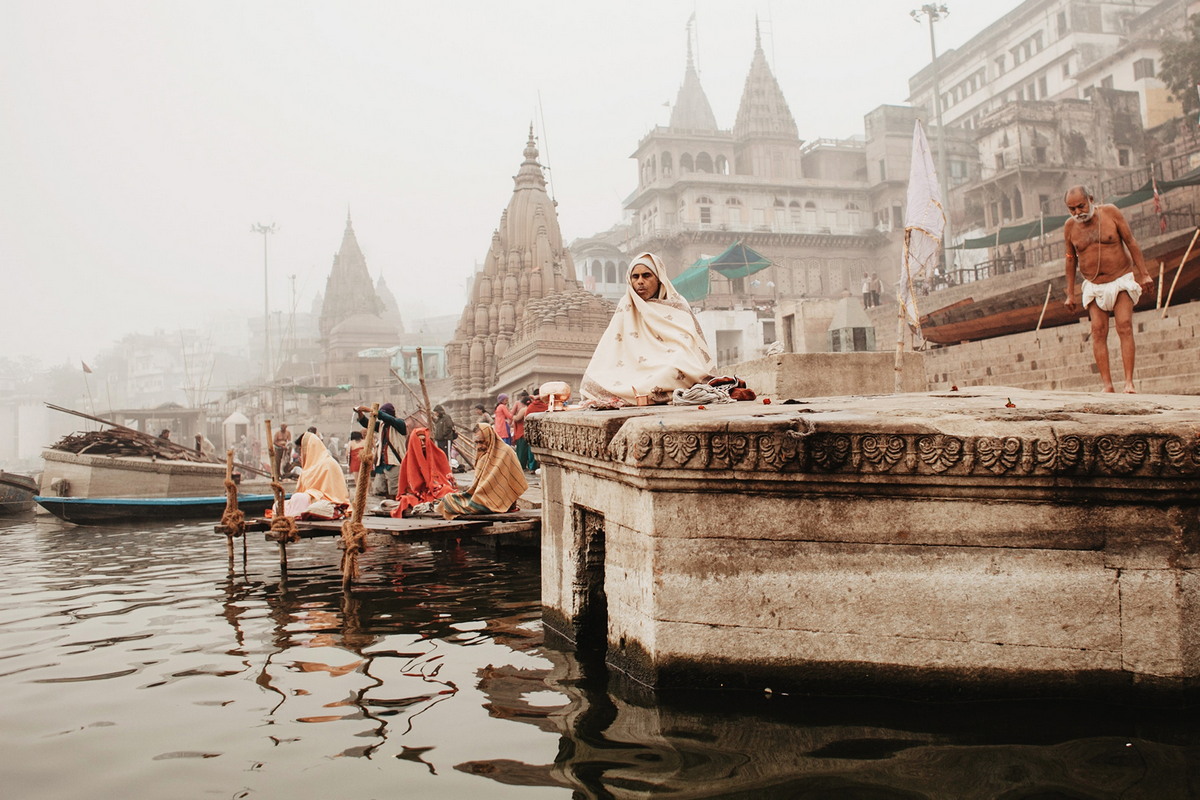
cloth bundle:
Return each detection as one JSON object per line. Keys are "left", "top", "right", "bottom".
{"left": 671, "top": 376, "right": 757, "bottom": 405}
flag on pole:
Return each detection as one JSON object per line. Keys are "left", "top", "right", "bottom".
{"left": 898, "top": 119, "right": 946, "bottom": 331}
{"left": 81, "top": 361, "right": 93, "bottom": 374}
{"left": 1152, "top": 173, "right": 1167, "bottom": 233}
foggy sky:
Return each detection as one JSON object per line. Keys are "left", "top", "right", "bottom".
{"left": 1, "top": 0, "right": 1022, "bottom": 369}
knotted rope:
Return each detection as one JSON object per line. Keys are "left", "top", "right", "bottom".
{"left": 218, "top": 450, "right": 246, "bottom": 537}
{"left": 341, "top": 403, "right": 379, "bottom": 587}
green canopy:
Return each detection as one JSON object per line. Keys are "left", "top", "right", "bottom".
{"left": 671, "top": 263, "right": 711, "bottom": 302}
{"left": 671, "top": 241, "right": 773, "bottom": 301}
{"left": 704, "top": 241, "right": 773, "bottom": 278}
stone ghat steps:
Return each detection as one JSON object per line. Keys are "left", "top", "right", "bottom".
{"left": 924, "top": 301, "right": 1200, "bottom": 394}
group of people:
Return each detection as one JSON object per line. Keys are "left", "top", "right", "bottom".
{"left": 489, "top": 391, "right": 545, "bottom": 473}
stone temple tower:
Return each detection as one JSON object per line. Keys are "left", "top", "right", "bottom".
{"left": 446, "top": 128, "right": 613, "bottom": 407}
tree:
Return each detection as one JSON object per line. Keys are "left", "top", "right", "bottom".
{"left": 1160, "top": 14, "right": 1200, "bottom": 115}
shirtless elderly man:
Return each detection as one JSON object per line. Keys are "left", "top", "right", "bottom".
{"left": 1062, "top": 185, "right": 1154, "bottom": 393}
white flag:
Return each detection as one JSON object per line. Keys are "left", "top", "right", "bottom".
{"left": 899, "top": 119, "right": 946, "bottom": 330}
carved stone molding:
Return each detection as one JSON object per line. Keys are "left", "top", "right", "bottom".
{"left": 529, "top": 417, "right": 1200, "bottom": 478}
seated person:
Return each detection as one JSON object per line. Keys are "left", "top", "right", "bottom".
{"left": 283, "top": 431, "right": 350, "bottom": 517}
{"left": 390, "top": 427, "right": 458, "bottom": 518}
{"left": 437, "top": 423, "right": 528, "bottom": 519}
{"left": 581, "top": 252, "right": 716, "bottom": 404}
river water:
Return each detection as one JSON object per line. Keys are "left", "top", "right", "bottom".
{"left": 1, "top": 515, "right": 1197, "bottom": 799}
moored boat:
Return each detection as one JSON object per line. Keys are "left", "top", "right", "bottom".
{"left": 0, "top": 471, "right": 37, "bottom": 515}
{"left": 34, "top": 493, "right": 278, "bottom": 525}
{"left": 920, "top": 227, "right": 1200, "bottom": 345}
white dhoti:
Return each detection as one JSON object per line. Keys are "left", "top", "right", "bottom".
{"left": 1082, "top": 272, "right": 1141, "bottom": 312}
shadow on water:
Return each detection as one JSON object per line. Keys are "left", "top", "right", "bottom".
{"left": 2, "top": 516, "right": 1198, "bottom": 798}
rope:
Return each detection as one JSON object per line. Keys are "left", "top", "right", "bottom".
{"left": 218, "top": 450, "right": 246, "bottom": 537}
{"left": 264, "top": 479, "right": 299, "bottom": 544}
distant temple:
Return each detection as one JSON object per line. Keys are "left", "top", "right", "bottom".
{"left": 318, "top": 212, "right": 399, "bottom": 389}
{"left": 445, "top": 128, "right": 612, "bottom": 409}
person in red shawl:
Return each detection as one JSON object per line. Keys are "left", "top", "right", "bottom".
{"left": 389, "top": 427, "right": 458, "bottom": 518}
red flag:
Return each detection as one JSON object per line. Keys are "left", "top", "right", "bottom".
{"left": 81, "top": 361, "right": 93, "bottom": 374}
{"left": 1153, "top": 175, "right": 1167, "bottom": 233}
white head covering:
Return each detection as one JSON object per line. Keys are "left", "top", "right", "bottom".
{"left": 581, "top": 252, "right": 715, "bottom": 403}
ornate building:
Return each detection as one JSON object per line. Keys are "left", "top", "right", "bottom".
{"left": 446, "top": 129, "right": 612, "bottom": 407}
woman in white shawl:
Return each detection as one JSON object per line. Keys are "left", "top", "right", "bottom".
{"left": 581, "top": 252, "right": 716, "bottom": 404}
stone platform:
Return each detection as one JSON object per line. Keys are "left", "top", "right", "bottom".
{"left": 527, "top": 388, "right": 1200, "bottom": 699}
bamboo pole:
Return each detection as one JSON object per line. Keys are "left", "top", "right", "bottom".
{"left": 1034, "top": 283, "right": 1053, "bottom": 344}
{"left": 341, "top": 404, "right": 379, "bottom": 589}
{"left": 388, "top": 366, "right": 474, "bottom": 467}
{"left": 263, "top": 420, "right": 289, "bottom": 570}
{"left": 1156, "top": 261, "right": 1164, "bottom": 308}
{"left": 1162, "top": 228, "right": 1200, "bottom": 318}
{"left": 415, "top": 347, "right": 434, "bottom": 421}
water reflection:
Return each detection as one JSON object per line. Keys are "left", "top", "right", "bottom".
{"left": 1, "top": 516, "right": 1197, "bottom": 799}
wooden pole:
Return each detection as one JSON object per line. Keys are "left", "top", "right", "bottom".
{"left": 342, "top": 403, "right": 379, "bottom": 590}
{"left": 1034, "top": 282, "right": 1053, "bottom": 344}
{"left": 1162, "top": 228, "right": 1199, "bottom": 317}
{"left": 225, "top": 448, "right": 235, "bottom": 560}
{"left": 415, "top": 347, "right": 434, "bottom": 421}
{"left": 894, "top": 236, "right": 911, "bottom": 394}
{"left": 1156, "top": 261, "right": 1164, "bottom": 308}
{"left": 264, "top": 419, "right": 288, "bottom": 571}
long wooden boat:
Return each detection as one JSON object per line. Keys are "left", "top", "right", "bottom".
{"left": 35, "top": 493, "right": 278, "bottom": 525}
{"left": 0, "top": 471, "right": 37, "bottom": 515}
{"left": 920, "top": 229, "right": 1200, "bottom": 345}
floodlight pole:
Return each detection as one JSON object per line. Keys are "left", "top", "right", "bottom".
{"left": 251, "top": 222, "right": 277, "bottom": 408}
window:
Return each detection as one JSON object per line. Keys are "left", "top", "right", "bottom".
{"left": 950, "top": 160, "right": 966, "bottom": 178}
{"left": 995, "top": 55, "right": 1006, "bottom": 76}
{"left": 1056, "top": 11, "right": 1068, "bottom": 37}
{"left": 1035, "top": 146, "right": 1047, "bottom": 163}
{"left": 1038, "top": 75, "right": 1048, "bottom": 98}
{"left": 1118, "top": 148, "right": 1130, "bottom": 167}
{"left": 1100, "top": 75, "right": 1114, "bottom": 89}
{"left": 1133, "top": 58, "right": 1155, "bottom": 80}
{"left": 697, "top": 196, "right": 713, "bottom": 225}
{"left": 1062, "top": 62, "right": 1071, "bottom": 79}
{"left": 1039, "top": 194, "right": 1051, "bottom": 215}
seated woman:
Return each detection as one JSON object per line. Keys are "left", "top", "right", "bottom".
{"left": 389, "top": 427, "right": 458, "bottom": 518}
{"left": 437, "top": 423, "right": 528, "bottom": 520}
{"left": 283, "top": 431, "right": 350, "bottom": 517}
{"left": 581, "top": 252, "right": 716, "bottom": 404}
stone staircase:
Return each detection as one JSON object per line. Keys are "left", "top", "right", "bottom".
{"left": 924, "top": 300, "right": 1200, "bottom": 395}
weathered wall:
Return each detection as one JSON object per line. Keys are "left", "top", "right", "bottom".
{"left": 735, "top": 352, "right": 926, "bottom": 397}
{"left": 530, "top": 388, "right": 1200, "bottom": 699}
{"left": 923, "top": 301, "right": 1200, "bottom": 395}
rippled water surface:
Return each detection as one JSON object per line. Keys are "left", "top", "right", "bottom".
{"left": 1, "top": 515, "right": 1198, "bottom": 799}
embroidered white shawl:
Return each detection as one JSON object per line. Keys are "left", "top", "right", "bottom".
{"left": 581, "top": 252, "right": 715, "bottom": 403}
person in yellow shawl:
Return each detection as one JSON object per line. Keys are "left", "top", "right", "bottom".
{"left": 581, "top": 251, "right": 715, "bottom": 405}
{"left": 437, "top": 423, "right": 528, "bottom": 519}
{"left": 283, "top": 431, "right": 350, "bottom": 517}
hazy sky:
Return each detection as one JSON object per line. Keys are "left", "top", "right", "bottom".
{"left": 2, "top": 0, "right": 1024, "bottom": 369}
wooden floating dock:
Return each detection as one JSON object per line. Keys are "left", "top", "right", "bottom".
{"left": 237, "top": 510, "right": 540, "bottom": 544}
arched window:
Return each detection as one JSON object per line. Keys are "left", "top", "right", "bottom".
{"left": 695, "top": 152, "right": 714, "bottom": 173}
{"left": 591, "top": 260, "right": 603, "bottom": 281}
{"left": 679, "top": 153, "right": 694, "bottom": 172}
{"left": 605, "top": 261, "right": 618, "bottom": 284}
{"left": 715, "top": 155, "right": 729, "bottom": 174}
{"left": 662, "top": 152, "right": 673, "bottom": 177}
{"left": 697, "top": 196, "right": 713, "bottom": 226}
{"left": 726, "top": 197, "right": 743, "bottom": 227}
{"left": 790, "top": 200, "right": 803, "bottom": 227}
{"left": 804, "top": 201, "right": 818, "bottom": 227}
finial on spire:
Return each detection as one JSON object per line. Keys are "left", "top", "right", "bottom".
{"left": 755, "top": 17, "right": 762, "bottom": 52}
{"left": 346, "top": 205, "right": 352, "bottom": 226}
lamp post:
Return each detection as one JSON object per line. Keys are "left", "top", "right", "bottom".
{"left": 251, "top": 222, "right": 277, "bottom": 404}
{"left": 911, "top": 4, "right": 951, "bottom": 264}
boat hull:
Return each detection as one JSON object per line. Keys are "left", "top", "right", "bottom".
{"left": 921, "top": 232, "right": 1200, "bottom": 345}
{"left": 33, "top": 494, "right": 278, "bottom": 525}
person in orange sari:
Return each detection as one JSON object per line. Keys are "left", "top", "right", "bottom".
{"left": 437, "top": 423, "right": 527, "bottom": 519}
{"left": 283, "top": 431, "right": 350, "bottom": 516}
{"left": 389, "top": 427, "right": 458, "bottom": 518}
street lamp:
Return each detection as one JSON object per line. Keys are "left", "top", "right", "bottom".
{"left": 250, "top": 222, "right": 277, "bottom": 397}
{"left": 911, "top": 4, "right": 952, "bottom": 262}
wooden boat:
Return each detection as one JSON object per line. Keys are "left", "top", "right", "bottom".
{"left": 920, "top": 228, "right": 1200, "bottom": 345}
{"left": 0, "top": 471, "right": 37, "bottom": 515}
{"left": 35, "top": 493, "right": 278, "bottom": 525}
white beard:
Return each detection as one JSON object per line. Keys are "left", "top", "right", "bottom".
{"left": 1073, "top": 208, "right": 1094, "bottom": 223}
